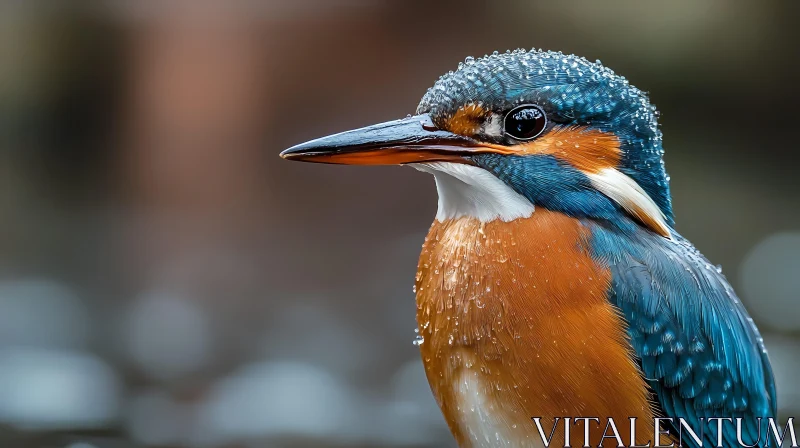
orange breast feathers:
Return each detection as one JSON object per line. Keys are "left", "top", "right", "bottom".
{"left": 414, "top": 210, "right": 657, "bottom": 447}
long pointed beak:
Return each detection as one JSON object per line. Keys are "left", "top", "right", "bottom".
{"left": 280, "top": 113, "right": 509, "bottom": 165}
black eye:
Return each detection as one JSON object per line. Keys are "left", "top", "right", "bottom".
{"left": 504, "top": 105, "right": 547, "bottom": 140}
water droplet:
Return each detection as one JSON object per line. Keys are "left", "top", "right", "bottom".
{"left": 413, "top": 335, "right": 425, "bottom": 346}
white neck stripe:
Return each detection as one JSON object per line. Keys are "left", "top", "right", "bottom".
{"left": 413, "top": 162, "right": 535, "bottom": 223}
{"left": 585, "top": 167, "right": 672, "bottom": 238}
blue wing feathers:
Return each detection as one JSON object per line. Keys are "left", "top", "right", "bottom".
{"left": 589, "top": 223, "right": 777, "bottom": 447}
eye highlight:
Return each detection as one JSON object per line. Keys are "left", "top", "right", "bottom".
{"left": 504, "top": 105, "right": 547, "bottom": 141}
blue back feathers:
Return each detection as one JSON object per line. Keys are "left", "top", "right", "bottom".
{"left": 590, "top": 221, "right": 777, "bottom": 447}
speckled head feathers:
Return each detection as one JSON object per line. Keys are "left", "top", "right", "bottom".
{"left": 416, "top": 49, "right": 673, "bottom": 223}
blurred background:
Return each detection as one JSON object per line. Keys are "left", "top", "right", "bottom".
{"left": 0, "top": 1, "right": 798, "bottom": 447}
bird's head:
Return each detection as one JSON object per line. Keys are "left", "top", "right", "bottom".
{"left": 281, "top": 50, "right": 673, "bottom": 237}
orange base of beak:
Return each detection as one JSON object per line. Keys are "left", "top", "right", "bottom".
{"left": 282, "top": 148, "right": 474, "bottom": 165}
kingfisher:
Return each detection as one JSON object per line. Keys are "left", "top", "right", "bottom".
{"left": 280, "top": 50, "right": 776, "bottom": 447}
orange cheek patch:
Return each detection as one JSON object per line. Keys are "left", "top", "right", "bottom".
{"left": 446, "top": 103, "right": 487, "bottom": 137}
{"left": 517, "top": 125, "right": 621, "bottom": 173}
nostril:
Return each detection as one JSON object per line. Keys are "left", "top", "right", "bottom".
{"left": 420, "top": 115, "right": 439, "bottom": 132}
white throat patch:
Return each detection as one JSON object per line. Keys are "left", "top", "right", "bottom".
{"left": 413, "top": 162, "right": 535, "bottom": 223}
